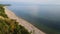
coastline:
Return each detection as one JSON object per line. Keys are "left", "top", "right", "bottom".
{"left": 4, "top": 7, "right": 45, "bottom": 34}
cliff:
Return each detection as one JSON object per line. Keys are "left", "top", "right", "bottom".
{"left": 4, "top": 7, "right": 45, "bottom": 34}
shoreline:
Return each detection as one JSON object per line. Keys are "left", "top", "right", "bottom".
{"left": 4, "top": 7, "right": 45, "bottom": 34}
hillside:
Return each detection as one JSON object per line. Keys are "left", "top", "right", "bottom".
{"left": 5, "top": 7, "right": 45, "bottom": 34}
{"left": 0, "top": 5, "right": 30, "bottom": 34}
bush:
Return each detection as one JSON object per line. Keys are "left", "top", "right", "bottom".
{"left": 0, "top": 6, "right": 30, "bottom": 34}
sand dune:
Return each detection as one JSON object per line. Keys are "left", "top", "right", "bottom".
{"left": 4, "top": 7, "right": 45, "bottom": 34}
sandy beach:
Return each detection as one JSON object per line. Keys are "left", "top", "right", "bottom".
{"left": 4, "top": 7, "right": 46, "bottom": 34}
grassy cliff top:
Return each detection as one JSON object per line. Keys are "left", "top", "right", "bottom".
{"left": 0, "top": 5, "right": 30, "bottom": 34}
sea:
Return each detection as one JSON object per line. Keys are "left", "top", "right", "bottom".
{"left": 1, "top": 1, "right": 60, "bottom": 33}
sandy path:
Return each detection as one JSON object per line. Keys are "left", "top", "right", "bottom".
{"left": 4, "top": 7, "right": 45, "bottom": 34}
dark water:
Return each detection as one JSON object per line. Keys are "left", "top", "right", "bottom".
{"left": 7, "top": 5, "right": 60, "bottom": 30}
{"left": 1, "top": 1, "right": 60, "bottom": 33}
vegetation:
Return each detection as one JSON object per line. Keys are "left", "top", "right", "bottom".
{"left": 0, "top": 4, "right": 11, "bottom": 7}
{"left": 0, "top": 5, "right": 30, "bottom": 34}
{"left": 0, "top": 6, "right": 8, "bottom": 18}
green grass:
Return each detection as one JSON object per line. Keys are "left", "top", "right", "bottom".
{"left": 0, "top": 17, "right": 30, "bottom": 34}
{"left": 0, "top": 6, "right": 8, "bottom": 18}
{"left": 0, "top": 5, "right": 30, "bottom": 34}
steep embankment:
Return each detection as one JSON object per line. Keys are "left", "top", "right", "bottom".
{"left": 0, "top": 6, "right": 30, "bottom": 34}
{"left": 5, "top": 7, "right": 45, "bottom": 34}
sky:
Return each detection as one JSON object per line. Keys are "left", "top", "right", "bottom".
{"left": 0, "top": 0, "right": 60, "bottom": 4}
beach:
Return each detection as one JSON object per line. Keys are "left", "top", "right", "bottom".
{"left": 4, "top": 7, "right": 45, "bottom": 34}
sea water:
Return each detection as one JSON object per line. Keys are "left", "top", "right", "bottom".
{"left": 1, "top": 2, "right": 60, "bottom": 33}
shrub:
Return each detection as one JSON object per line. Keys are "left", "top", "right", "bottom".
{"left": 0, "top": 6, "right": 30, "bottom": 34}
